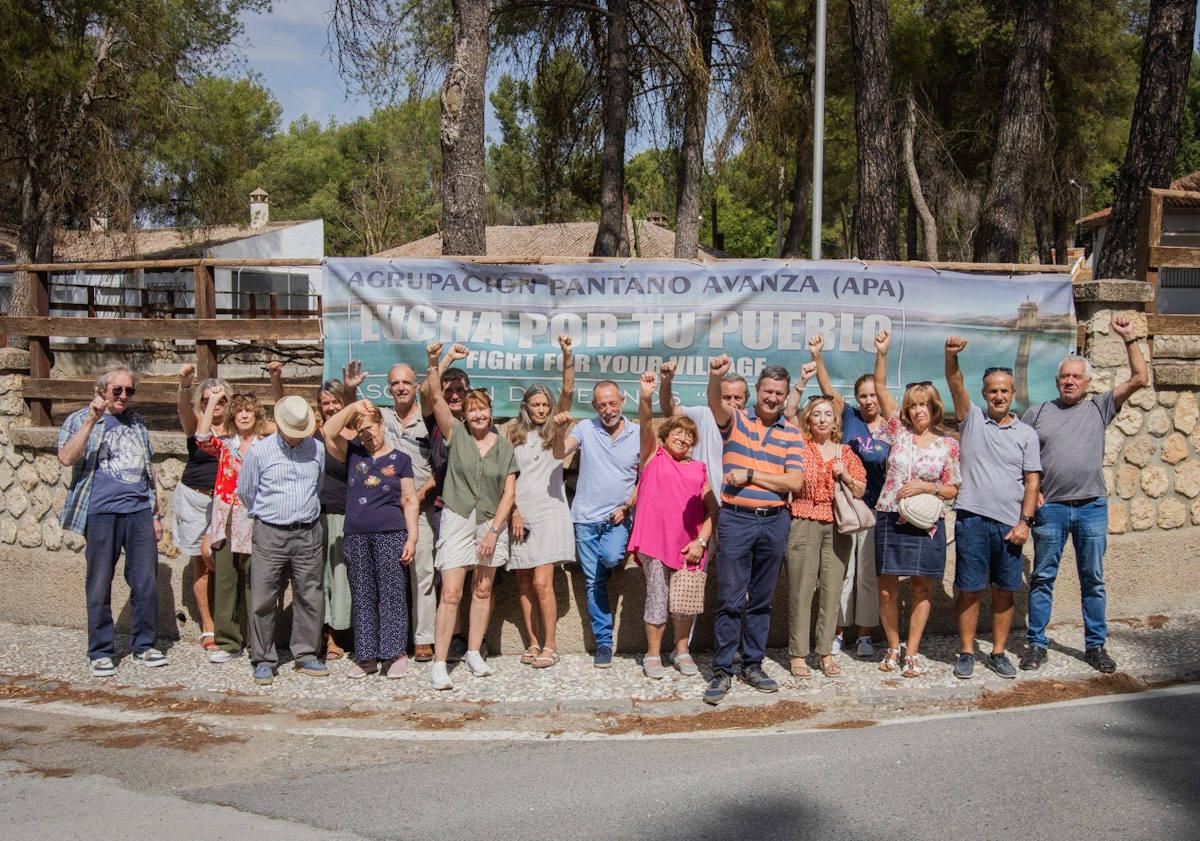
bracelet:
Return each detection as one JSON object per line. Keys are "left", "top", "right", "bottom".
{"left": 1123, "top": 338, "right": 1137, "bottom": 346}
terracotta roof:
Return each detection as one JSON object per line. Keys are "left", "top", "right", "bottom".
{"left": 1079, "top": 171, "right": 1200, "bottom": 230}
{"left": 373, "top": 220, "right": 721, "bottom": 259}
{"left": 0, "top": 220, "right": 307, "bottom": 263}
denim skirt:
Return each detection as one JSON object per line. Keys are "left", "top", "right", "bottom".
{"left": 874, "top": 511, "right": 947, "bottom": 578}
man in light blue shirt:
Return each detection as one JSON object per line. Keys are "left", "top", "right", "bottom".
{"left": 552, "top": 380, "right": 640, "bottom": 667}
{"left": 237, "top": 396, "right": 327, "bottom": 684}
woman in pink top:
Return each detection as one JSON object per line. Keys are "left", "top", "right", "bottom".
{"left": 627, "top": 372, "right": 718, "bottom": 680}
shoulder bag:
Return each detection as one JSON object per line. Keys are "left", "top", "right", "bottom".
{"left": 896, "top": 434, "right": 944, "bottom": 531}
{"left": 833, "top": 448, "right": 876, "bottom": 534}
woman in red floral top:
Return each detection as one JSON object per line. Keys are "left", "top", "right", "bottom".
{"left": 195, "top": 387, "right": 271, "bottom": 664}
{"left": 784, "top": 394, "right": 866, "bottom": 678}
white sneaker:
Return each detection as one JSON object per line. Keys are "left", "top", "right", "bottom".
{"left": 208, "top": 649, "right": 234, "bottom": 664}
{"left": 429, "top": 661, "right": 453, "bottom": 690}
{"left": 90, "top": 657, "right": 116, "bottom": 677}
{"left": 464, "top": 650, "right": 494, "bottom": 677}
{"left": 855, "top": 636, "right": 876, "bottom": 658}
{"left": 831, "top": 634, "right": 844, "bottom": 656}
{"left": 132, "top": 649, "right": 169, "bottom": 667}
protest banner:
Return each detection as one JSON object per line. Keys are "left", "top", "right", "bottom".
{"left": 322, "top": 258, "right": 1076, "bottom": 417}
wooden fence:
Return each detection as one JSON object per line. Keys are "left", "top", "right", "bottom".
{"left": 1140, "top": 187, "right": 1200, "bottom": 340}
{"left": 0, "top": 258, "right": 322, "bottom": 425}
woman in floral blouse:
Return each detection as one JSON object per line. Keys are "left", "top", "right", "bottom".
{"left": 195, "top": 387, "right": 271, "bottom": 664}
{"left": 873, "top": 376, "right": 961, "bottom": 678}
{"left": 784, "top": 394, "right": 867, "bottom": 679}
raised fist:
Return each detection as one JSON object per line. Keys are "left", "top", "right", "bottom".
{"left": 447, "top": 343, "right": 470, "bottom": 361}
{"left": 944, "top": 336, "right": 968, "bottom": 356}
{"left": 799, "top": 361, "right": 817, "bottom": 381}
{"left": 874, "top": 330, "right": 891, "bottom": 354}
{"left": 178, "top": 363, "right": 195, "bottom": 384}
{"left": 1111, "top": 314, "right": 1136, "bottom": 342}
{"left": 660, "top": 360, "right": 677, "bottom": 380}
{"left": 426, "top": 340, "right": 444, "bottom": 361}
{"left": 639, "top": 371, "right": 656, "bottom": 397}
{"left": 807, "top": 334, "right": 825, "bottom": 355}
{"left": 709, "top": 354, "right": 732, "bottom": 377}
{"left": 557, "top": 334, "right": 573, "bottom": 354}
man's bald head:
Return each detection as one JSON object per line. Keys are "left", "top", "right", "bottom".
{"left": 388, "top": 363, "right": 418, "bottom": 412}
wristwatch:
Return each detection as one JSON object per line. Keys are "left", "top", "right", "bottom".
{"left": 1022, "top": 515, "right": 1036, "bottom": 526}
{"left": 488, "top": 524, "right": 503, "bottom": 535}
{"left": 698, "top": 537, "right": 709, "bottom": 549}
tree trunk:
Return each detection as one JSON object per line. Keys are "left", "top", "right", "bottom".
{"left": 440, "top": 0, "right": 490, "bottom": 256}
{"left": 674, "top": 0, "right": 716, "bottom": 258}
{"left": 973, "top": 0, "right": 1056, "bottom": 263}
{"left": 848, "top": 0, "right": 898, "bottom": 260}
{"left": 781, "top": 15, "right": 817, "bottom": 258}
{"left": 905, "top": 196, "right": 918, "bottom": 259}
{"left": 594, "top": 0, "right": 632, "bottom": 257}
{"left": 1095, "top": 0, "right": 1196, "bottom": 279}
{"left": 902, "top": 91, "right": 938, "bottom": 261}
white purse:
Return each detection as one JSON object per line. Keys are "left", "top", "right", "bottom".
{"left": 896, "top": 435, "right": 943, "bottom": 530}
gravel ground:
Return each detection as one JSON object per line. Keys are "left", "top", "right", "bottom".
{"left": 2, "top": 612, "right": 1197, "bottom": 722}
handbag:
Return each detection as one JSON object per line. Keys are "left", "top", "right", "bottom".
{"left": 896, "top": 435, "right": 944, "bottom": 531}
{"left": 833, "top": 449, "right": 876, "bottom": 534}
{"left": 669, "top": 557, "right": 707, "bottom": 616}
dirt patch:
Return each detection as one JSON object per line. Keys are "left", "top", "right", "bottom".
{"left": 402, "top": 710, "right": 488, "bottom": 730}
{"left": 22, "top": 766, "right": 76, "bottom": 778}
{"left": 633, "top": 692, "right": 684, "bottom": 705}
{"left": 818, "top": 719, "right": 877, "bottom": 730}
{"left": 1110, "top": 614, "right": 1169, "bottom": 630}
{"left": 975, "top": 673, "right": 1146, "bottom": 711}
{"left": 295, "top": 708, "right": 379, "bottom": 721}
{"left": 0, "top": 723, "right": 47, "bottom": 733}
{"left": 0, "top": 676, "right": 272, "bottom": 717}
{"left": 605, "top": 700, "right": 819, "bottom": 735}
{"left": 879, "top": 679, "right": 900, "bottom": 688}
{"left": 1146, "top": 614, "right": 1170, "bottom": 629}
{"left": 73, "top": 716, "right": 246, "bottom": 752}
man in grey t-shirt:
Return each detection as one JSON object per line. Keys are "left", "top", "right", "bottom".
{"left": 658, "top": 360, "right": 749, "bottom": 490}
{"left": 1019, "top": 314, "right": 1147, "bottom": 674}
{"left": 945, "top": 337, "right": 1041, "bottom": 680}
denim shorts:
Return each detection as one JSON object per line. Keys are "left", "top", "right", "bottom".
{"left": 953, "top": 510, "right": 1024, "bottom": 592}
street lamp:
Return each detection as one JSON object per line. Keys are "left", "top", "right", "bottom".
{"left": 1068, "top": 178, "right": 1088, "bottom": 247}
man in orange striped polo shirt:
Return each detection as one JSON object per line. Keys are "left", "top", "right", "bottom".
{"left": 703, "top": 355, "right": 806, "bottom": 705}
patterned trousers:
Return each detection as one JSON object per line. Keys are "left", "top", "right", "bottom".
{"left": 342, "top": 530, "right": 410, "bottom": 662}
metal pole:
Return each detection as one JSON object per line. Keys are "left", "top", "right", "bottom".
{"left": 811, "top": 0, "right": 827, "bottom": 259}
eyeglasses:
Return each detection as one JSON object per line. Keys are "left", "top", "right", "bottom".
{"left": 983, "top": 367, "right": 1013, "bottom": 377}
{"left": 904, "top": 381, "right": 932, "bottom": 390}
{"left": 109, "top": 386, "right": 136, "bottom": 397}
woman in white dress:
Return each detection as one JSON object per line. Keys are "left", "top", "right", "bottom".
{"left": 507, "top": 335, "right": 575, "bottom": 669}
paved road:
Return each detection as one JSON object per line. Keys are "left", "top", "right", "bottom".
{"left": 3, "top": 687, "right": 1198, "bottom": 841}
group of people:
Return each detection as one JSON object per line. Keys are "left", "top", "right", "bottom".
{"left": 60, "top": 314, "right": 1147, "bottom": 704}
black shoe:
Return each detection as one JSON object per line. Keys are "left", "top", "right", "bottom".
{"left": 739, "top": 664, "right": 779, "bottom": 693}
{"left": 953, "top": 652, "right": 975, "bottom": 679}
{"left": 1019, "top": 645, "right": 1047, "bottom": 671}
{"left": 703, "top": 672, "right": 732, "bottom": 705}
{"left": 985, "top": 652, "right": 1018, "bottom": 679}
{"left": 1084, "top": 646, "right": 1117, "bottom": 674}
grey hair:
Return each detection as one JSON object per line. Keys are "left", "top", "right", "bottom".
{"left": 757, "top": 365, "right": 791, "bottom": 387}
{"left": 722, "top": 372, "right": 749, "bottom": 391}
{"left": 192, "top": 377, "right": 233, "bottom": 416}
{"left": 1056, "top": 355, "right": 1094, "bottom": 380}
{"left": 95, "top": 365, "right": 138, "bottom": 392}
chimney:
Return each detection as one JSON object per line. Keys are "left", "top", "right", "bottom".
{"left": 249, "top": 187, "right": 269, "bottom": 229}
{"left": 89, "top": 213, "right": 109, "bottom": 232}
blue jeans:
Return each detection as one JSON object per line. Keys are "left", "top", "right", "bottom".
{"left": 1027, "top": 498, "right": 1109, "bottom": 649}
{"left": 84, "top": 509, "right": 159, "bottom": 660}
{"left": 574, "top": 520, "right": 631, "bottom": 648}
{"left": 712, "top": 507, "right": 790, "bottom": 675}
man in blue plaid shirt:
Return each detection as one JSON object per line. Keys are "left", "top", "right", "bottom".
{"left": 58, "top": 366, "right": 167, "bottom": 677}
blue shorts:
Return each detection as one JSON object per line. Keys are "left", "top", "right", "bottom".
{"left": 953, "top": 510, "right": 1024, "bottom": 592}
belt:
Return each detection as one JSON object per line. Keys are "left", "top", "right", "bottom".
{"left": 261, "top": 519, "right": 318, "bottom": 531}
{"left": 1054, "top": 497, "right": 1099, "bottom": 507}
{"left": 721, "top": 502, "right": 786, "bottom": 518}
{"left": 185, "top": 485, "right": 214, "bottom": 497}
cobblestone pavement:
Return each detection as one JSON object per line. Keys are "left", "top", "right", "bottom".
{"left": 1, "top": 613, "right": 1197, "bottom": 728}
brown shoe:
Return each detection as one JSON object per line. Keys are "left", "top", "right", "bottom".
{"left": 413, "top": 644, "right": 434, "bottom": 662}
{"left": 324, "top": 629, "right": 344, "bottom": 660}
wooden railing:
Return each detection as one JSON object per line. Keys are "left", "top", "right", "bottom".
{"left": 1140, "top": 187, "right": 1200, "bottom": 338}
{"left": 0, "top": 258, "right": 323, "bottom": 425}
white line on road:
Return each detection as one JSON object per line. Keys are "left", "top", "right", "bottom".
{"left": 2, "top": 682, "right": 1197, "bottom": 743}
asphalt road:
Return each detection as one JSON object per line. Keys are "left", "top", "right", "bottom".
{"left": 3, "top": 686, "right": 1198, "bottom": 841}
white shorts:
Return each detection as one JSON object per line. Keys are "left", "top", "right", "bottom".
{"left": 435, "top": 507, "right": 509, "bottom": 570}
{"left": 172, "top": 483, "right": 214, "bottom": 556}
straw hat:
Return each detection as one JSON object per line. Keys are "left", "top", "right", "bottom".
{"left": 274, "top": 395, "right": 316, "bottom": 438}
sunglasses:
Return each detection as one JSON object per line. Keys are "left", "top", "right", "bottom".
{"left": 904, "top": 381, "right": 933, "bottom": 390}
{"left": 232, "top": 391, "right": 256, "bottom": 400}
{"left": 984, "top": 367, "right": 1014, "bottom": 377}
{"left": 806, "top": 393, "right": 836, "bottom": 403}
{"left": 109, "top": 386, "right": 136, "bottom": 397}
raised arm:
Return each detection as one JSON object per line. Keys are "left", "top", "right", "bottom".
{"left": 424, "top": 341, "right": 458, "bottom": 442}
{"left": 659, "top": 361, "right": 685, "bottom": 418}
{"left": 807, "top": 335, "right": 845, "bottom": 417}
{"left": 342, "top": 359, "right": 366, "bottom": 403}
{"left": 177, "top": 363, "right": 198, "bottom": 437}
{"left": 873, "top": 330, "right": 897, "bottom": 419}
{"left": 1109, "top": 315, "right": 1149, "bottom": 409}
{"left": 638, "top": 371, "right": 657, "bottom": 465}
{"left": 550, "top": 410, "right": 580, "bottom": 459}
{"left": 555, "top": 334, "right": 576, "bottom": 414}
{"left": 707, "top": 354, "right": 733, "bottom": 429}
{"left": 323, "top": 399, "right": 368, "bottom": 463}
{"left": 266, "top": 360, "right": 285, "bottom": 403}
{"left": 58, "top": 393, "right": 106, "bottom": 466}
{"left": 784, "top": 362, "right": 817, "bottom": 425}
{"left": 195, "top": 385, "right": 226, "bottom": 454}
{"left": 419, "top": 342, "right": 469, "bottom": 414}
{"left": 943, "top": 336, "right": 971, "bottom": 422}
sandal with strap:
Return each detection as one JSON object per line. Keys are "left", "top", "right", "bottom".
{"left": 790, "top": 657, "right": 812, "bottom": 679}
{"left": 531, "top": 647, "right": 559, "bottom": 669}
{"left": 520, "top": 644, "right": 541, "bottom": 665}
{"left": 902, "top": 654, "right": 925, "bottom": 678}
{"left": 879, "top": 647, "right": 902, "bottom": 672}
{"left": 820, "top": 657, "right": 842, "bottom": 677}
{"left": 199, "top": 632, "right": 217, "bottom": 652}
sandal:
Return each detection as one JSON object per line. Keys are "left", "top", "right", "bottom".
{"left": 820, "top": 657, "right": 842, "bottom": 677}
{"left": 199, "top": 632, "right": 217, "bottom": 652}
{"left": 790, "top": 657, "right": 812, "bottom": 679}
{"left": 879, "top": 647, "right": 902, "bottom": 672}
{"left": 531, "top": 647, "right": 559, "bottom": 669}
{"left": 902, "top": 654, "right": 925, "bottom": 678}
{"left": 324, "top": 630, "right": 345, "bottom": 661}
{"left": 520, "top": 644, "right": 541, "bottom": 665}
